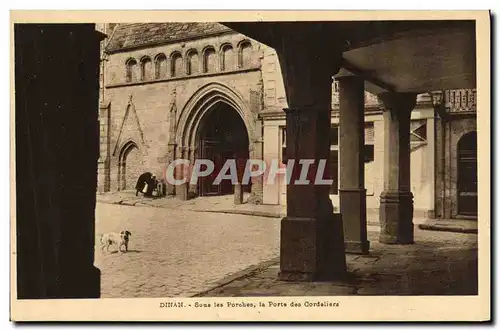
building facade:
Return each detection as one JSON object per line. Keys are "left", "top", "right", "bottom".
{"left": 98, "top": 23, "right": 477, "bottom": 220}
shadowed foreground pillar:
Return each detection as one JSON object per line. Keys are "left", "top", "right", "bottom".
{"left": 378, "top": 92, "right": 417, "bottom": 244}
{"left": 275, "top": 31, "right": 346, "bottom": 281}
{"left": 338, "top": 76, "right": 369, "bottom": 254}
{"left": 15, "top": 24, "right": 103, "bottom": 298}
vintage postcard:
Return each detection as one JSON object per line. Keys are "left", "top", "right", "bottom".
{"left": 10, "top": 10, "right": 491, "bottom": 322}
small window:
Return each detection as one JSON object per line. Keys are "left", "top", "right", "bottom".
{"left": 171, "top": 52, "right": 182, "bottom": 77}
{"left": 281, "top": 127, "right": 287, "bottom": 165}
{"left": 330, "top": 125, "right": 339, "bottom": 146}
{"left": 333, "top": 79, "right": 340, "bottom": 93}
{"left": 364, "top": 145, "right": 374, "bottom": 163}
{"left": 186, "top": 50, "right": 199, "bottom": 75}
{"left": 221, "top": 44, "right": 234, "bottom": 71}
{"left": 126, "top": 58, "right": 138, "bottom": 82}
{"left": 155, "top": 54, "right": 167, "bottom": 79}
{"left": 203, "top": 47, "right": 217, "bottom": 73}
{"left": 411, "top": 119, "right": 427, "bottom": 142}
{"left": 140, "top": 57, "right": 152, "bottom": 81}
{"left": 365, "top": 122, "right": 375, "bottom": 144}
{"left": 238, "top": 41, "right": 252, "bottom": 68}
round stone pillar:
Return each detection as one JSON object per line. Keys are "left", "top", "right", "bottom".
{"left": 377, "top": 92, "right": 417, "bottom": 244}
{"left": 274, "top": 32, "right": 347, "bottom": 281}
{"left": 338, "top": 76, "right": 369, "bottom": 254}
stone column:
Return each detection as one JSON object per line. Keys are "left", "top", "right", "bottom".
{"left": 165, "top": 142, "right": 177, "bottom": 195}
{"left": 166, "top": 95, "right": 178, "bottom": 196}
{"left": 97, "top": 102, "right": 111, "bottom": 193}
{"left": 275, "top": 33, "right": 346, "bottom": 281}
{"left": 378, "top": 92, "right": 417, "bottom": 244}
{"left": 338, "top": 76, "right": 369, "bottom": 254}
{"left": 234, "top": 183, "right": 243, "bottom": 204}
{"left": 426, "top": 116, "right": 436, "bottom": 218}
{"left": 188, "top": 146, "right": 198, "bottom": 198}
{"left": 176, "top": 146, "right": 189, "bottom": 201}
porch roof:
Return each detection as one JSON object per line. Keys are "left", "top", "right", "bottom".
{"left": 223, "top": 20, "right": 476, "bottom": 95}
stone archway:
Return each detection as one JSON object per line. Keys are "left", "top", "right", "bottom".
{"left": 175, "top": 82, "right": 254, "bottom": 198}
{"left": 118, "top": 141, "right": 143, "bottom": 191}
{"left": 457, "top": 131, "right": 477, "bottom": 216}
{"left": 196, "top": 102, "right": 250, "bottom": 196}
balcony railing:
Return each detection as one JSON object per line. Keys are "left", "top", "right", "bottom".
{"left": 332, "top": 86, "right": 476, "bottom": 114}
{"left": 445, "top": 89, "right": 476, "bottom": 113}
{"left": 331, "top": 90, "right": 378, "bottom": 107}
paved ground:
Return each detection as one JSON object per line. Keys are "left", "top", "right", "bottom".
{"left": 198, "top": 228, "right": 478, "bottom": 297}
{"left": 94, "top": 194, "right": 478, "bottom": 298}
{"left": 94, "top": 203, "right": 280, "bottom": 298}
{"left": 96, "top": 191, "right": 477, "bottom": 233}
{"left": 97, "top": 190, "right": 287, "bottom": 218}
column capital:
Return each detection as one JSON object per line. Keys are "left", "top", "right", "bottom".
{"left": 335, "top": 75, "right": 365, "bottom": 84}
{"left": 276, "top": 39, "right": 342, "bottom": 108}
{"left": 378, "top": 92, "right": 418, "bottom": 112}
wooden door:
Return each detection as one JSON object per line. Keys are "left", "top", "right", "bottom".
{"left": 457, "top": 132, "right": 477, "bottom": 217}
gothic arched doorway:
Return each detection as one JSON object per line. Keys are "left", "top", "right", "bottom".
{"left": 119, "top": 142, "right": 143, "bottom": 190}
{"left": 196, "top": 103, "right": 250, "bottom": 196}
{"left": 457, "top": 131, "right": 477, "bottom": 216}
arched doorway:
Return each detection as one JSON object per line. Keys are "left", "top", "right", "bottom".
{"left": 119, "top": 142, "right": 143, "bottom": 190}
{"left": 457, "top": 131, "right": 477, "bottom": 216}
{"left": 196, "top": 103, "right": 250, "bottom": 196}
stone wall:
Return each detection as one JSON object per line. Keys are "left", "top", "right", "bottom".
{"left": 435, "top": 114, "right": 477, "bottom": 219}
{"left": 99, "top": 30, "right": 265, "bottom": 200}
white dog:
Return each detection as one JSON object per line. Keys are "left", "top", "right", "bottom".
{"left": 100, "top": 230, "right": 132, "bottom": 253}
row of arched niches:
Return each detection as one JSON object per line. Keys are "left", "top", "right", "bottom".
{"left": 125, "top": 39, "right": 253, "bottom": 83}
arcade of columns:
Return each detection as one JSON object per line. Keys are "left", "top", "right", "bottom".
{"left": 273, "top": 34, "right": 419, "bottom": 281}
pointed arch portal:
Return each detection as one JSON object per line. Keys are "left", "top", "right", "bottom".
{"left": 175, "top": 82, "right": 253, "bottom": 197}
{"left": 197, "top": 103, "right": 250, "bottom": 196}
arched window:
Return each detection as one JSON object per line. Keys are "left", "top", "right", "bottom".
{"left": 186, "top": 49, "right": 199, "bottom": 75}
{"left": 238, "top": 40, "right": 252, "bottom": 68}
{"left": 155, "top": 53, "right": 167, "bottom": 79}
{"left": 140, "top": 56, "right": 152, "bottom": 81}
{"left": 203, "top": 47, "right": 217, "bottom": 73}
{"left": 125, "top": 58, "right": 138, "bottom": 82}
{"left": 170, "top": 52, "right": 182, "bottom": 77}
{"left": 220, "top": 44, "right": 234, "bottom": 71}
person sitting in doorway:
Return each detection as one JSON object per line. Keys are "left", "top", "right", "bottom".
{"left": 135, "top": 172, "right": 152, "bottom": 197}
{"left": 144, "top": 175, "right": 157, "bottom": 198}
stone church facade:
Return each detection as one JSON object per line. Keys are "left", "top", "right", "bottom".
{"left": 97, "top": 23, "right": 477, "bottom": 220}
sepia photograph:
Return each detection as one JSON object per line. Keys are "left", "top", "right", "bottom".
{"left": 10, "top": 10, "right": 491, "bottom": 322}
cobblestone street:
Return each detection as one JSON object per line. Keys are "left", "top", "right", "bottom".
{"left": 94, "top": 203, "right": 280, "bottom": 298}
{"left": 94, "top": 200, "right": 478, "bottom": 299}
{"left": 199, "top": 228, "right": 478, "bottom": 297}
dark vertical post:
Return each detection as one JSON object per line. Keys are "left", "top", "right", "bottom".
{"left": 15, "top": 24, "right": 104, "bottom": 298}
{"left": 338, "top": 76, "right": 369, "bottom": 254}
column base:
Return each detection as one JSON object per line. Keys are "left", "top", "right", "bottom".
{"left": 340, "top": 189, "right": 369, "bottom": 254}
{"left": 344, "top": 240, "right": 370, "bottom": 255}
{"left": 166, "top": 183, "right": 176, "bottom": 196}
{"left": 379, "top": 191, "right": 414, "bottom": 244}
{"left": 176, "top": 182, "right": 189, "bottom": 201}
{"left": 234, "top": 183, "right": 243, "bottom": 205}
{"left": 278, "top": 214, "right": 347, "bottom": 282}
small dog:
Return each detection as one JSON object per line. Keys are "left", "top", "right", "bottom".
{"left": 100, "top": 230, "right": 132, "bottom": 253}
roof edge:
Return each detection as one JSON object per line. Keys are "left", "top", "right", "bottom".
{"left": 105, "top": 28, "right": 236, "bottom": 55}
